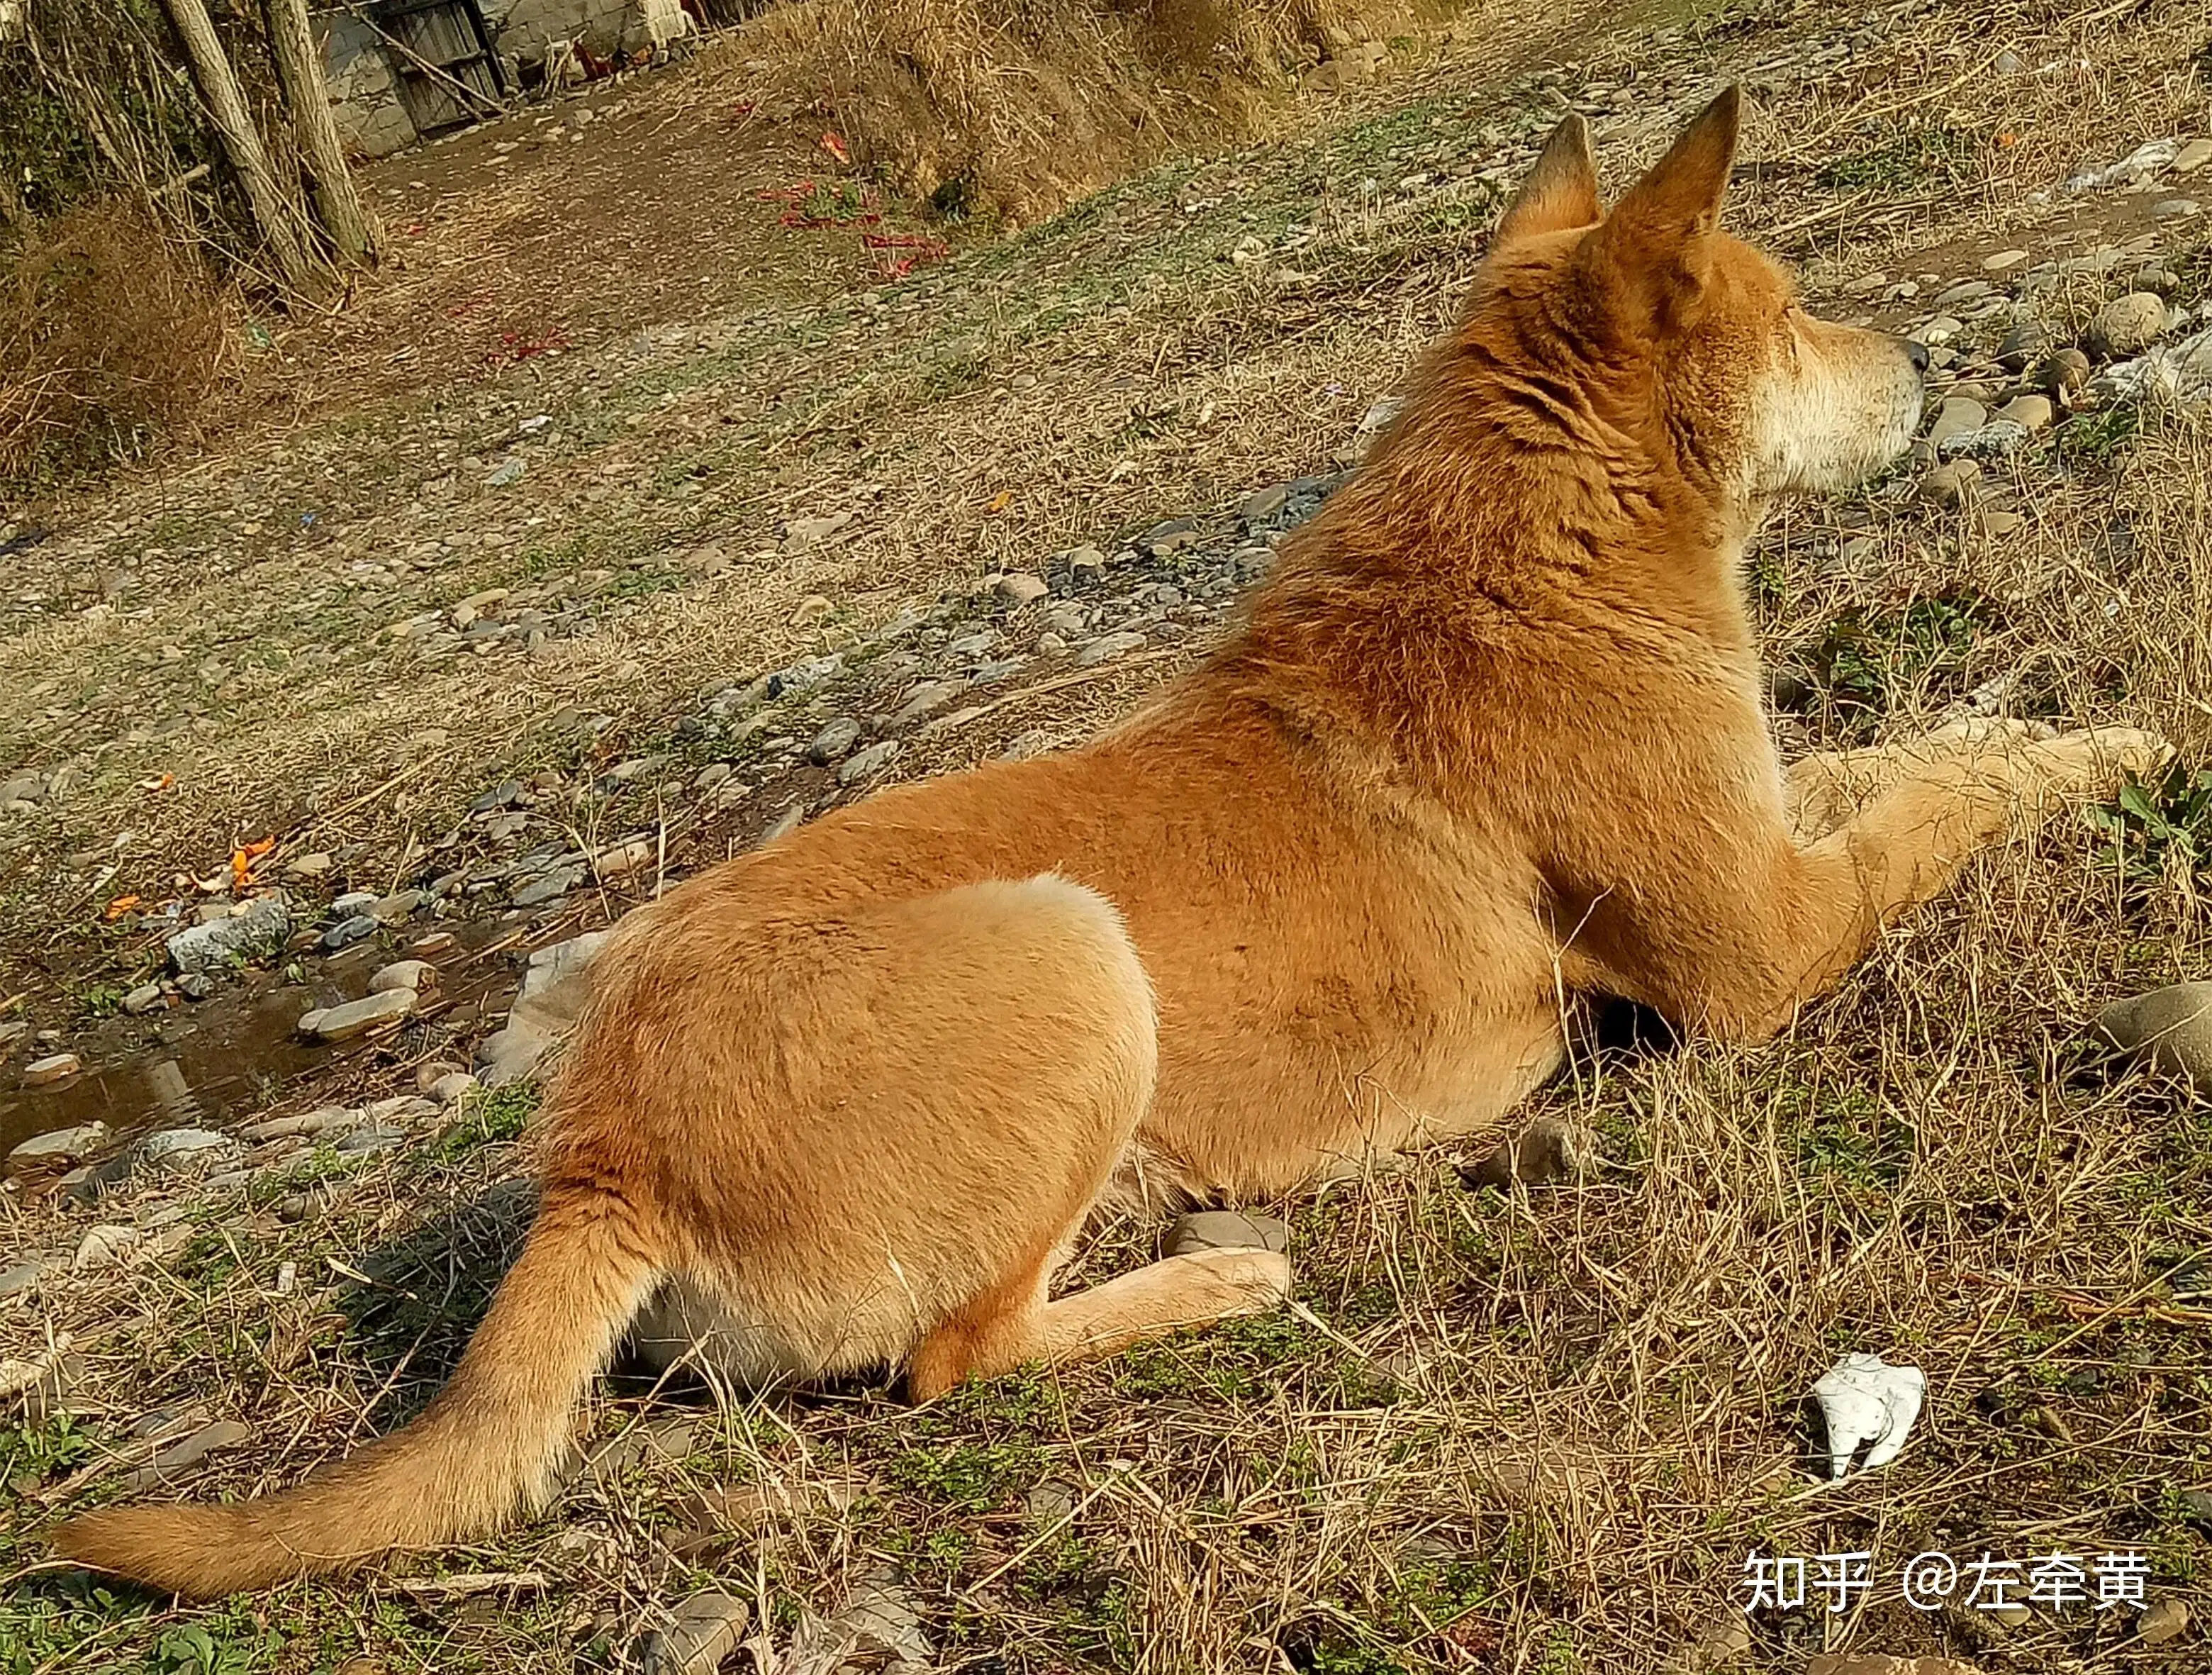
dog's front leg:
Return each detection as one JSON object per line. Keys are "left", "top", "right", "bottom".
{"left": 1568, "top": 723, "right": 2164, "bottom": 1040}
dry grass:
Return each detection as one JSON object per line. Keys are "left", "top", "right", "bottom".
{"left": 0, "top": 200, "right": 234, "bottom": 491}
{"left": 759, "top": 0, "right": 1420, "bottom": 221}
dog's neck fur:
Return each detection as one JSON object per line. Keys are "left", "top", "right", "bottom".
{"left": 1208, "top": 311, "right": 1764, "bottom": 791}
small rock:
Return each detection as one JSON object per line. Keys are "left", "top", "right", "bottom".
{"left": 121, "top": 983, "right": 165, "bottom": 1016}
{"left": 1059, "top": 545, "right": 1109, "bottom": 587}
{"left": 1687, "top": 1618, "right": 1752, "bottom": 1670}
{"left": 838, "top": 740, "right": 899, "bottom": 785}
{"left": 307, "top": 989, "right": 418, "bottom": 1043}
{"left": 368, "top": 959, "right": 435, "bottom": 994}
{"left": 1240, "top": 483, "right": 1291, "bottom": 525}
{"left": 1166, "top": 1209, "right": 1290, "bottom": 1256}
{"left": 1995, "top": 318, "right": 2050, "bottom": 372}
{"left": 1980, "top": 249, "right": 2029, "bottom": 272}
{"left": 72, "top": 1223, "right": 142, "bottom": 1272}
{"left": 320, "top": 915, "right": 378, "bottom": 952}
{"left": 836, "top": 1572, "right": 932, "bottom": 1668}
{"left": 593, "top": 839, "right": 654, "bottom": 877}
{"left": 121, "top": 1419, "right": 252, "bottom": 1491}
{"left": 513, "top": 866, "right": 583, "bottom": 907}
{"left": 20, "top": 1053, "right": 82, "bottom": 1089}
{"left": 1460, "top": 1115, "right": 1596, "bottom": 1189}
{"left": 240, "top": 1106, "right": 362, "bottom": 1142}
{"left": 283, "top": 852, "right": 333, "bottom": 879}
{"left": 6, "top": 1121, "right": 107, "bottom": 1170}
{"left": 1940, "top": 419, "right": 2031, "bottom": 460}
{"left": 808, "top": 718, "right": 862, "bottom": 764}
{"left": 428, "top": 1071, "right": 479, "bottom": 1106}
{"left": 894, "top": 679, "right": 963, "bottom": 725}
{"left": 789, "top": 593, "right": 834, "bottom": 628}
{"left": 2174, "top": 138, "right": 2212, "bottom": 175}
{"left": 165, "top": 892, "right": 291, "bottom": 974}
{"left": 1979, "top": 509, "right": 2026, "bottom": 538}
{"left": 2153, "top": 199, "right": 2201, "bottom": 221}
{"left": 1994, "top": 393, "right": 2054, "bottom": 433}
{"left": 2138, "top": 1598, "right": 2187, "bottom": 1644}
{"left": 1024, "top": 1479, "right": 1080, "bottom": 1525}
{"left": 2084, "top": 292, "right": 2172, "bottom": 360}
{"left": 997, "top": 572, "right": 1049, "bottom": 607}
{"left": 637, "top": 1589, "right": 750, "bottom": 1675}
{"left": 140, "top": 1127, "right": 233, "bottom": 1173}
{"left": 484, "top": 457, "right": 525, "bottom": 489}
{"left": 1920, "top": 460, "right": 1982, "bottom": 508}
{"left": 1927, "top": 396, "right": 1987, "bottom": 449}
{"left": 782, "top": 511, "right": 854, "bottom": 550}
{"left": 1076, "top": 630, "right": 1149, "bottom": 668}
{"left": 2180, "top": 1488, "right": 2212, "bottom": 1527}
{"left": 2037, "top": 347, "right": 2094, "bottom": 398}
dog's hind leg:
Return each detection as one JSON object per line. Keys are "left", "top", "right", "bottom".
{"left": 907, "top": 1247, "right": 1292, "bottom": 1401}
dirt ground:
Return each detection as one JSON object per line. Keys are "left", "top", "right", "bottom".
{"left": 4, "top": 0, "right": 2212, "bottom": 1670}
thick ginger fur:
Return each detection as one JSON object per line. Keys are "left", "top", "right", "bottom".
{"left": 55, "top": 89, "right": 2166, "bottom": 1596}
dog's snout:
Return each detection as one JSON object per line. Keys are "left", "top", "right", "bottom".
{"left": 1899, "top": 336, "right": 1930, "bottom": 377}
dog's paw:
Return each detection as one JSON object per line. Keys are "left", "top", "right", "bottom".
{"left": 2031, "top": 725, "right": 2174, "bottom": 792}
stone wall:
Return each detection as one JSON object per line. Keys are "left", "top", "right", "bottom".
{"left": 318, "top": 12, "right": 420, "bottom": 160}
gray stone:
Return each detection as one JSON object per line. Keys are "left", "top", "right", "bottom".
{"left": 1994, "top": 394, "right": 2055, "bottom": 433}
{"left": 140, "top": 1127, "right": 234, "bottom": 1173}
{"left": 836, "top": 1572, "right": 932, "bottom": 1669}
{"left": 0, "top": 1254, "right": 68, "bottom": 1298}
{"left": 1076, "top": 630, "right": 1149, "bottom": 668}
{"left": 808, "top": 718, "right": 862, "bottom": 764}
{"left": 308, "top": 989, "right": 418, "bottom": 1042}
{"left": 1939, "top": 419, "right": 2031, "bottom": 460}
{"left": 512, "top": 865, "right": 584, "bottom": 907}
{"left": 2094, "top": 982, "right": 2212, "bottom": 1090}
{"left": 1927, "top": 396, "right": 1987, "bottom": 449}
{"left": 320, "top": 915, "right": 379, "bottom": 951}
{"left": 484, "top": 457, "right": 526, "bottom": 488}
{"left": 894, "top": 679, "right": 963, "bottom": 725}
{"left": 335, "top": 1120, "right": 408, "bottom": 1154}
{"left": 1239, "top": 483, "right": 1291, "bottom": 525}
{"left": 166, "top": 893, "right": 291, "bottom": 974}
{"left": 839, "top": 740, "right": 900, "bottom": 785}
{"left": 2084, "top": 292, "right": 2172, "bottom": 360}
{"left": 121, "top": 1418, "right": 252, "bottom": 1491}
{"left": 19, "top": 1053, "right": 82, "bottom": 1089}
{"left": 1460, "top": 1115, "right": 1597, "bottom": 1189}
{"left": 240, "top": 1106, "right": 362, "bottom": 1142}
{"left": 2175, "top": 138, "right": 2212, "bottom": 175}
{"left": 997, "top": 572, "right": 1049, "bottom": 607}
{"left": 1166, "top": 1210, "right": 1291, "bottom": 1257}
{"left": 639, "top": 1590, "right": 751, "bottom": 1675}
{"left": 122, "top": 983, "right": 165, "bottom": 1016}
{"left": 429, "top": 1071, "right": 479, "bottom": 1106}
{"left": 1059, "top": 545, "right": 1109, "bottom": 587}
{"left": 1920, "top": 460, "right": 1982, "bottom": 508}
{"left": 2037, "top": 348, "right": 2093, "bottom": 398}
{"left": 368, "top": 959, "right": 435, "bottom": 994}
{"left": 6, "top": 1121, "right": 108, "bottom": 1169}
{"left": 1996, "top": 318, "right": 2050, "bottom": 372}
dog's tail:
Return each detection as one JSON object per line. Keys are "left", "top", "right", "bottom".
{"left": 53, "top": 1184, "right": 661, "bottom": 1598}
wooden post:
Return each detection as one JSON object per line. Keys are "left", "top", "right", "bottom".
{"left": 264, "top": 0, "right": 383, "bottom": 265}
{"left": 157, "top": 0, "right": 328, "bottom": 296}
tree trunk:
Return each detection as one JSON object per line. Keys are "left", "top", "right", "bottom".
{"left": 157, "top": 0, "right": 328, "bottom": 297}
{"left": 263, "top": 0, "right": 382, "bottom": 266}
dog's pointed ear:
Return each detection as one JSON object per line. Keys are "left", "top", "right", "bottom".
{"left": 1492, "top": 112, "right": 1600, "bottom": 247}
{"left": 1582, "top": 86, "right": 1742, "bottom": 322}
